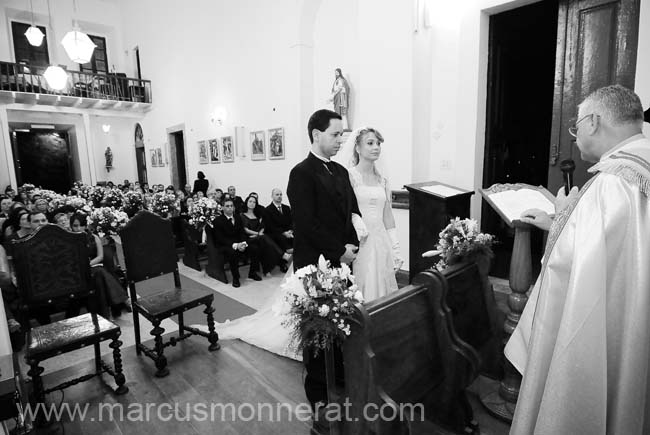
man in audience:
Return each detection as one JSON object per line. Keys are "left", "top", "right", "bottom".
{"left": 227, "top": 186, "right": 245, "bottom": 214}
{"left": 30, "top": 211, "right": 48, "bottom": 230}
{"left": 263, "top": 188, "right": 293, "bottom": 273}
{"left": 211, "top": 198, "right": 261, "bottom": 287}
{"left": 506, "top": 85, "right": 650, "bottom": 434}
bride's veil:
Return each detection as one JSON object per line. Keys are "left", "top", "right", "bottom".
{"left": 334, "top": 127, "right": 390, "bottom": 183}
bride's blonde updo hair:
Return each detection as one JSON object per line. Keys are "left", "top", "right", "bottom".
{"left": 352, "top": 127, "right": 384, "bottom": 165}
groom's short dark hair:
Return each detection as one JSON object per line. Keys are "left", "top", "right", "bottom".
{"left": 308, "top": 109, "right": 342, "bottom": 144}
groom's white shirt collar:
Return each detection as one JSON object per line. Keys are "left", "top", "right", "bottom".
{"left": 310, "top": 151, "right": 330, "bottom": 162}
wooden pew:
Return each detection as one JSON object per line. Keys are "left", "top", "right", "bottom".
{"left": 343, "top": 262, "right": 492, "bottom": 434}
{"left": 181, "top": 219, "right": 207, "bottom": 272}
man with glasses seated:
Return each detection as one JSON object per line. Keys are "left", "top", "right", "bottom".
{"left": 506, "top": 85, "right": 650, "bottom": 434}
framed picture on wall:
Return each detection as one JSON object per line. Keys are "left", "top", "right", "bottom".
{"left": 198, "top": 140, "right": 209, "bottom": 164}
{"left": 268, "top": 127, "right": 285, "bottom": 160}
{"left": 150, "top": 148, "right": 158, "bottom": 167}
{"left": 209, "top": 138, "right": 220, "bottom": 163}
{"left": 250, "top": 131, "right": 265, "bottom": 161}
{"left": 222, "top": 136, "right": 234, "bottom": 163}
{"left": 156, "top": 148, "right": 164, "bottom": 166}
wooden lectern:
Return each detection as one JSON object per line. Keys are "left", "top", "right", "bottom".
{"left": 479, "top": 183, "right": 554, "bottom": 421}
{"left": 404, "top": 181, "right": 474, "bottom": 281}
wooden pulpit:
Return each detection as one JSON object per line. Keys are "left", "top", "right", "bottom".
{"left": 404, "top": 181, "right": 473, "bottom": 281}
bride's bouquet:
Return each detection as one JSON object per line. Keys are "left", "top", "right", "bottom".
{"left": 188, "top": 197, "right": 220, "bottom": 229}
{"left": 281, "top": 256, "right": 364, "bottom": 357}
{"left": 423, "top": 217, "right": 495, "bottom": 271}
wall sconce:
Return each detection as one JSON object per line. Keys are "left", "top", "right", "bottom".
{"left": 102, "top": 124, "right": 111, "bottom": 133}
{"left": 211, "top": 107, "right": 228, "bottom": 126}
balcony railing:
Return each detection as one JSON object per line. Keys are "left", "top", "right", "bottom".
{"left": 0, "top": 61, "right": 152, "bottom": 104}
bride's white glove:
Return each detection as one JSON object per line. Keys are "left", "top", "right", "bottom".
{"left": 351, "top": 213, "right": 368, "bottom": 243}
{"left": 388, "top": 228, "right": 404, "bottom": 271}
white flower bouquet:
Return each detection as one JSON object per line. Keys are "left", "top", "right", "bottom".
{"left": 423, "top": 217, "right": 495, "bottom": 271}
{"left": 282, "top": 255, "right": 364, "bottom": 357}
{"left": 103, "top": 188, "right": 124, "bottom": 209}
{"left": 121, "top": 191, "right": 144, "bottom": 217}
{"left": 148, "top": 192, "right": 178, "bottom": 217}
{"left": 87, "top": 207, "right": 129, "bottom": 238}
{"left": 188, "top": 197, "right": 220, "bottom": 229}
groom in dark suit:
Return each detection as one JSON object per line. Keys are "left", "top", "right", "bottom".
{"left": 287, "top": 109, "right": 361, "bottom": 430}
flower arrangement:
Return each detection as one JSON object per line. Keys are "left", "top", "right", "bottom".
{"left": 65, "top": 196, "right": 91, "bottom": 213}
{"left": 423, "top": 217, "right": 495, "bottom": 271}
{"left": 281, "top": 256, "right": 364, "bottom": 357}
{"left": 121, "top": 191, "right": 144, "bottom": 217}
{"left": 148, "top": 192, "right": 178, "bottom": 217}
{"left": 90, "top": 188, "right": 105, "bottom": 208}
{"left": 103, "top": 188, "right": 124, "bottom": 209}
{"left": 18, "top": 183, "right": 35, "bottom": 193}
{"left": 75, "top": 184, "right": 94, "bottom": 200}
{"left": 87, "top": 207, "right": 129, "bottom": 238}
{"left": 188, "top": 197, "right": 220, "bottom": 229}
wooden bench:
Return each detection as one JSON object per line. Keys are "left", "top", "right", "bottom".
{"left": 342, "top": 262, "right": 493, "bottom": 434}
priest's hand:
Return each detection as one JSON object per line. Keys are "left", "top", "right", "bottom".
{"left": 555, "top": 186, "right": 579, "bottom": 214}
{"left": 520, "top": 208, "right": 553, "bottom": 231}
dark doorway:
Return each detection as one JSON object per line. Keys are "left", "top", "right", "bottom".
{"left": 169, "top": 130, "right": 187, "bottom": 189}
{"left": 482, "top": 0, "right": 559, "bottom": 278}
{"left": 12, "top": 130, "right": 73, "bottom": 193}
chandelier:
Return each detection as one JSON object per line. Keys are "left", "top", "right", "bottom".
{"left": 25, "top": 0, "right": 44, "bottom": 46}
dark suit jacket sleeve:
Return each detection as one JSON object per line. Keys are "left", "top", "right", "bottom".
{"left": 287, "top": 165, "right": 346, "bottom": 261}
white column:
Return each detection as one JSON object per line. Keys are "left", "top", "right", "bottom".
{"left": 82, "top": 113, "right": 98, "bottom": 185}
{"left": 0, "top": 108, "right": 17, "bottom": 189}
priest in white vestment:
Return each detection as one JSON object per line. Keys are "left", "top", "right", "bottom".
{"left": 505, "top": 85, "right": 650, "bottom": 434}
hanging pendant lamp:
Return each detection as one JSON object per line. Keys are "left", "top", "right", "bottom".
{"left": 43, "top": 65, "right": 68, "bottom": 90}
{"left": 25, "top": 0, "right": 44, "bottom": 46}
{"left": 61, "top": 0, "right": 95, "bottom": 63}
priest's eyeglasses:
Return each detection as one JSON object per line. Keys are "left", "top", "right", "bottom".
{"left": 568, "top": 113, "right": 597, "bottom": 137}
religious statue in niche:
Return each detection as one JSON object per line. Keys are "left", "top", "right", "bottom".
{"left": 328, "top": 67, "right": 350, "bottom": 130}
{"left": 105, "top": 146, "right": 113, "bottom": 170}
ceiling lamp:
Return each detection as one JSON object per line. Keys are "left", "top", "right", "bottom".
{"left": 25, "top": 0, "right": 44, "bottom": 46}
{"left": 43, "top": 65, "right": 68, "bottom": 91}
{"left": 62, "top": 26, "right": 95, "bottom": 63}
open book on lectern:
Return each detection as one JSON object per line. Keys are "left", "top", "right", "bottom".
{"left": 480, "top": 183, "right": 555, "bottom": 227}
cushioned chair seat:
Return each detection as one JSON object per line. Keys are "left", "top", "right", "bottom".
{"left": 137, "top": 287, "right": 213, "bottom": 318}
{"left": 26, "top": 313, "right": 120, "bottom": 359}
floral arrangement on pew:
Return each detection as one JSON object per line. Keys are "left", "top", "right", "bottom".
{"left": 102, "top": 188, "right": 124, "bottom": 209}
{"left": 65, "top": 196, "right": 92, "bottom": 213}
{"left": 423, "top": 217, "right": 495, "bottom": 272}
{"left": 75, "top": 183, "right": 94, "bottom": 201}
{"left": 87, "top": 207, "right": 129, "bottom": 238}
{"left": 148, "top": 192, "right": 179, "bottom": 218}
{"left": 90, "top": 187, "right": 105, "bottom": 208}
{"left": 281, "top": 255, "right": 364, "bottom": 357}
{"left": 121, "top": 191, "right": 144, "bottom": 217}
{"left": 188, "top": 197, "right": 220, "bottom": 229}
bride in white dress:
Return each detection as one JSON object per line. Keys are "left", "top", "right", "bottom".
{"left": 191, "top": 127, "right": 403, "bottom": 360}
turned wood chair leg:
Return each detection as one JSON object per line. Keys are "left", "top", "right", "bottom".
{"left": 94, "top": 342, "right": 101, "bottom": 374}
{"left": 151, "top": 319, "right": 169, "bottom": 377}
{"left": 133, "top": 308, "right": 142, "bottom": 356}
{"left": 109, "top": 337, "right": 129, "bottom": 395}
{"left": 204, "top": 303, "right": 220, "bottom": 351}
{"left": 178, "top": 311, "right": 185, "bottom": 337}
{"left": 27, "top": 359, "right": 45, "bottom": 427}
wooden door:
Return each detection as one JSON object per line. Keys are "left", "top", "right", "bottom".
{"left": 547, "top": 0, "right": 640, "bottom": 193}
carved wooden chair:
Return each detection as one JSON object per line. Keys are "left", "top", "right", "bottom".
{"left": 12, "top": 224, "right": 128, "bottom": 425}
{"left": 120, "top": 211, "right": 219, "bottom": 377}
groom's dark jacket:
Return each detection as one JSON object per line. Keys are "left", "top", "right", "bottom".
{"left": 287, "top": 152, "right": 360, "bottom": 270}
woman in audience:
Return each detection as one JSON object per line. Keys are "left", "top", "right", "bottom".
{"left": 240, "top": 195, "right": 283, "bottom": 277}
{"left": 214, "top": 188, "right": 224, "bottom": 205}
{"left": 165, "top": 185, "right": 176, "bottom": 196}
{"left": 53, "top": 212, "right": 71, "bottom": 230}
{"left": 193, "top": 171, "right": 209, "bottom": 196}
{"left": 3, "top": 209, "right": 31, "bottom": 258}
{"left": 70, "top": 213, "right": 129, "bottom": 318}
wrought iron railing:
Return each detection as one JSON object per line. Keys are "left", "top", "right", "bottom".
{"left": 0, "top": 61, "right": 152, "bottom": 103}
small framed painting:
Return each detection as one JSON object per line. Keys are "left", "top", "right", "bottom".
{"left": 156, "top": 148, "right": 164, "bottom": 166}
{"left": 149, "top": 149, "right": 158, "bottom": 167}
{"left": 222, "top": 136, "right": 234, "bottom": 163}
{"left": 268, "top": 127, "right": 285, "bottom": 160}
{"left": 209, "top": 138, "right": 220, "bottom": 163}
{"left": 250, "top": 131, "right": 265, "bottom": 161}
{"left": 198, "top": 140, "right": 209, "bottom": 164}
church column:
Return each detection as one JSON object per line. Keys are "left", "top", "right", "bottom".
{"left": 82, "top": 113, "right": 97, "bottom": 185}
{"left": 0, "top": 108, "right": 18, "bottom": 189}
